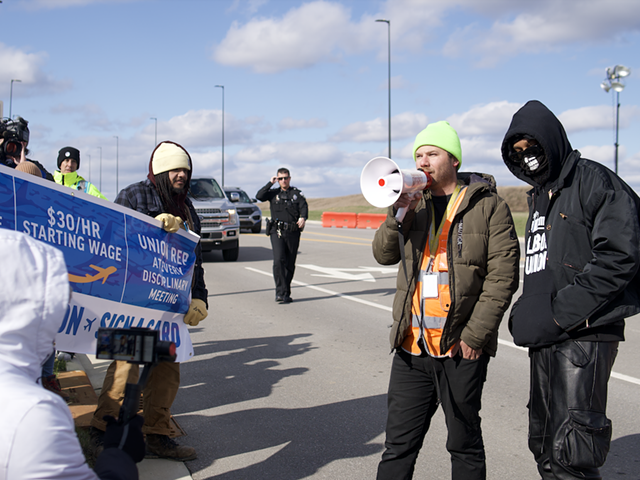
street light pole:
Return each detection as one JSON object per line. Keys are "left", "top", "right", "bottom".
{"left": 113, "top": 136, "right": 119, "bottom": 195}
{"left": 98, "top": 146, "right": 102, "bottom": 191}
{"left": 614, "top": 91, "right": 621, "bottom": 175}
{"left": 601, "top": 64, "right": 631, "bottom": 175}
{"left": 87, "top": 153, "right": 91, "bottom": 183}
{"left": 150, "top": 117, "right": 157, "bottom": 146}
{"left": 376, "top": 19, "right": 391, "bottom": 159}
{"left": 215, "top": 85, "right": 225, "bottom": 188}
{"left": 10, "top": 79, "right": 21, "bottom": 119}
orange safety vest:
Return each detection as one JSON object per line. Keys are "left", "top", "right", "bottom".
{"left": 402, "top": 185, "right": 467, "bottom": 357}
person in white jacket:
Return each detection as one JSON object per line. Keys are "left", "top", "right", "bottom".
{"left": 0, "top": 229, "right": 144, "bottom": 480}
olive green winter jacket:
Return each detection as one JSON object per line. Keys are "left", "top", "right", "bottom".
{"left": 372, "top": 172, "right": 520, "bottom": 356}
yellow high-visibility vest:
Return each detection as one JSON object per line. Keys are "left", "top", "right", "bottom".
{"left": 402, "top": 185, "right": 467, "bottom": 357}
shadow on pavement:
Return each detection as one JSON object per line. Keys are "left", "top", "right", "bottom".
{"left": 174, "top": 334, "right": 386, "bottom": 478}
{"left": 182, "top": 395, "right": 386, "bottom": 479}
{"left": 178, "top": 335, "right": 315, "bottom": 410}
{"left": 601, "top": 433, "right": 640, "bottom": 478}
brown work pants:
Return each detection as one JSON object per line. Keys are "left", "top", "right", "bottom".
{"left": 90, "top": 360, "right": 180, "bottom": 436}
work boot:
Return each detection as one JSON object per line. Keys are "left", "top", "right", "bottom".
{"left": 89, "top": 427, "right": 105, "bottom": 458}
{"left": 41, "top": 374, "right": 70, "bottom": 401}
{"left": 146, "top": 434, "right": 197, "bottom": 461}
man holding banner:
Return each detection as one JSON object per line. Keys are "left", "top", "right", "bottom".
{"left": 90, "top": 141, "right": 208, "bottom": 462}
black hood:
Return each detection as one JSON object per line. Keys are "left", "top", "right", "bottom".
{"left": 501, "top": 100, "right": 573, "bottom": 188}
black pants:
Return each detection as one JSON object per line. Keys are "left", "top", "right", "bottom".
{"left": 529, "top": 340, "right": 618, "bottom": 480}
{"left": 270, "top": 229, "right": 300, "bottom": 297}
{"left": 377, "top": 349, "right": 489, "bottom": 480}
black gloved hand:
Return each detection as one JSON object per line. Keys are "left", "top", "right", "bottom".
{"left": 102, "top": 414, "right": 145, "bottom": 463}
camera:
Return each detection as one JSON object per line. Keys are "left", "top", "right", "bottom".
{"left": 1, "top": 116, "right": 29, "bottom": 158}
{"left": 96, "top": 327, "right": 176, "bottom": 364}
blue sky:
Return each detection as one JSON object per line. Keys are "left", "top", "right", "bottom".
{"left": 2, "top": 0, "right": 639, "bottom": 200}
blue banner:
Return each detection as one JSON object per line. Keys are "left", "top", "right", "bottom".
{"left": 0, "top": 165, "right": 199, "bottom": 362}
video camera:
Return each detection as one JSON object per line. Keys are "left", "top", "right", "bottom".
{"left": 96, "top": 327, "right": 176, "bottom": 425}
{"left": 0, "top": 116, "right": 29, "bottom": 158}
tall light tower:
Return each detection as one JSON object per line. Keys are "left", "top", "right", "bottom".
{"left": 10, "top": 79, "right": 21, "bottom": 119}
{"left": 113, "top": 136, "right": 119, "bottom": 195}
{"left": 601, "top": 65, "right": 631, "bottom": 175}
{"left": 376, "top": 19, "right": 391, "bottom": 159}
{"left": 215, "top": 85, "right": 225, "bottom": 187}
{"left": 98, "top": 146, "right": 102, "bottom": 191}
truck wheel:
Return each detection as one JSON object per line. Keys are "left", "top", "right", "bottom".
{"left": 222, "top": 247, "right": 239, "bottom": 262}
{"left": 251, "top": 223, "right": 261, "bottom": 234}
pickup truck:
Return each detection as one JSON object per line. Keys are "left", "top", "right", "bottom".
{"left": 189, "top": 176, "right": 240, "bottom": 261}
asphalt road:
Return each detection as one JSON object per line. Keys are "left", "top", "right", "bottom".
{"left": 174, "top": 221, "right": 640, "bottom": 480}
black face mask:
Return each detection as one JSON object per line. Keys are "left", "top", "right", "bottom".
{"left": 510, "top": 144, "right": 550, "bottom": 184}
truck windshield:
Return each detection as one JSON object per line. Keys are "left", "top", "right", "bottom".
{"left": 227, "top": 190, "right": 252, "bottom": 203}
{"left": 190, "top": 178, "right": 225, "bottom": 199}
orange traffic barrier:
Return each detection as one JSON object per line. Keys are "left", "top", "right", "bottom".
{"left": 357, "top": 213, "right": 386, "bottom": 229}
{"left": 322, "top": 211, "right": 357, "bottom": 228}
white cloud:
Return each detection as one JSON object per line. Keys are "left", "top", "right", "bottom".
{"left": 0, "top": 43, "right": 68, "bottom": 97}
{"left": 213, "top": 1, "right": 356, "bottom": 73}
{"left": 447, "top": 101, "right": 522, "bottom": 137}
{"left": 443, "top": 0, "right": 640, "bottom": 67}
{"left": 579, "top": 144, "right": 617, "bottom": 166}
{"left": 233, "top": 141, "right": 345, "bottom": 166}
{"left": 330, "top": 112, "right": 428, "bottom": 142}
{"left": 212, "top": 0, "right": 450, "bottom": 74}
{"left": 157, "top": 109, "right": 259, "bottom": 149}
{"left": 560, "top": 105, "right": 640, "bottom": 133}
{"left": 277, "top": 117, "right": 328, "bottom": 131}
{"left": 213, "top": 0, "right": 640, "bottom": 73}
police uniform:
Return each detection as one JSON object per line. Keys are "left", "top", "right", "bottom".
{"left": 256, "top": 181, "right": 308, "bottom": 302}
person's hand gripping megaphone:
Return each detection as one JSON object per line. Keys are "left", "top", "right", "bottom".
{"left": 360, "top": 157, "right": 432, "bottom": 223}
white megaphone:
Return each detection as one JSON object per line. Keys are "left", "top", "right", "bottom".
{"left": 360, "top": 156, "right": 432, "bottom": 223}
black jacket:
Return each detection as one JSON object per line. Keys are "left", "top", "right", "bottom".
{"left": 502, "top": 100, "right": 640, "bottom": 347}
{"left": 256, "top": 182, "right": 308, "bottom": 224}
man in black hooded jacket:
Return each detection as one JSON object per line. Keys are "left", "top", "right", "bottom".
{"left": 502, "top": 100, "right": 640, "bottom": 480}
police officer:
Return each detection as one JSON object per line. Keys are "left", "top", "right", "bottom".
{"left": 256, "top": 167, "right": 308, "bottom": 303}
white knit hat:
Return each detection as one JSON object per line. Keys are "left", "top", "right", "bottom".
{"left": 151, "top": 142, "right": 191, "bottom": 175}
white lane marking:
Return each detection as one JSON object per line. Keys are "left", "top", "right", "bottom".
{"left": 246, "top": 267, "right": 640, "bottom": 387}
{"left": 611, "top": 372, "right": 640, "bottom": 386}
{"left": 246, "top": 267, "right": 391, "bottom": 311}
{"left": 180, "top": 382, "right": 206, "bottom": 389}
{"left": 297, "top": 264, "right": 375, "bottom": 283}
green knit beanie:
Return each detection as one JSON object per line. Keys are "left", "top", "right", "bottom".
{"left": 412, "top": 121, "right": 462, "bottom": 169}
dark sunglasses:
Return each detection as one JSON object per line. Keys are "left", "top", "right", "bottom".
{"left": 509, "top": 144, "right": 543, "bottom": 163}
{"left": 277, "top": 176, "right": 290, "bottom": 181}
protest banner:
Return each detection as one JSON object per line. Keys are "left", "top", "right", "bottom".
{"left": 0, "top": 165, "right": 199, "bottom": 362}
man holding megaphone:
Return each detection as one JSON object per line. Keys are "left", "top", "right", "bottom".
{"left": 372, "top": 121, "right": 520, "bottom": 480}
